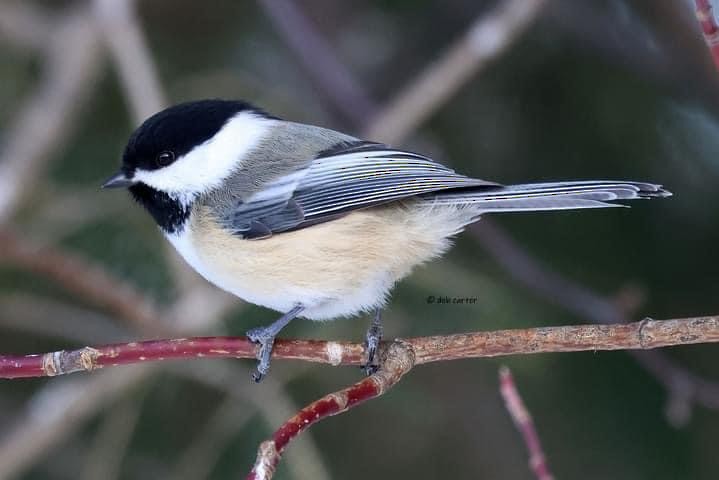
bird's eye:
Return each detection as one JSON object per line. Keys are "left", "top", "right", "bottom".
{"left": 156, "top": 151, "right": 175, "bottom": 167}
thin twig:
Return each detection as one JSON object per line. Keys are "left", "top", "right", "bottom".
{"left": 695, "top": 0, "right": 719, "bottom": 69}
{"left": 1, "top": 315, "right": 717, "bottom": 379}
{"left": 499, "top": 367, "right": 554, "bottom": 480}
{"left": 246, "top": 341, "right": 416, "bottom": 480}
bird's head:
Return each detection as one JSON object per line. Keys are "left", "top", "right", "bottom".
{"left": 103, "top": 99, "right": 274, "bottom": 203}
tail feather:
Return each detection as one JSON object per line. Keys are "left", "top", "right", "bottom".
{"left": 423, "top": 181, "right": 671, "bottom": 213}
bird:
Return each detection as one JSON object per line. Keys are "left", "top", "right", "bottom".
{"left": 102, "top": 99, "right": 671, "bottom": 382}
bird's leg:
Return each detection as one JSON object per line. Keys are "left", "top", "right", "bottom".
{"left": 361, "top": 308, "right": 383, "bottom": 375}
{"left": 246, "top": 304, "right": 304, "bottom": 382}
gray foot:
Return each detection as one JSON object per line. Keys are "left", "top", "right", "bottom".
{"left": 246, "top": 305, "right": 304, "bottom": 382}
{"left": 361, "top": 308, "right": 383, "bottom": 375}
{"left": 246, "top": 327, "right": 275, "bottom": 383}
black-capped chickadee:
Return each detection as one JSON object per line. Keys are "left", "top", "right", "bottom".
{"left": 103, "top": 99, "right": 671, "bottom": 381}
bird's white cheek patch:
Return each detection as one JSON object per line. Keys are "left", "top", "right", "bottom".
{"left": 133, "top": 112, "right": 275, "bottom": 200}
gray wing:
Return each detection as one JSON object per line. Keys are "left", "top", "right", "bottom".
{"left": 221, "top": 142, "right": 497, "bottom": 239}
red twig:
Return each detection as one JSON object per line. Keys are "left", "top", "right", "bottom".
{"left": 695, "top": 0, "right": 719, "bottom": 69}
{"left": 1, "top": 315, "right": 718, "bottom": 379}
{"left": 0, "top": 337, "right": 362, "bottom": 379}
{"left": 247, "top": 341, "right": 415, "bottom": 480}
{"left": 499, "top": 367, "right": 554, "bottom": 480}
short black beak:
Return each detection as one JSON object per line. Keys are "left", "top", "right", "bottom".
{"left": 102, "top": 171, "right": 136, "bottom": 189}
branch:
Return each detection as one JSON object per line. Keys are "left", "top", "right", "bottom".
{"left": 499, "top": 367, "right": 554, "bottom": 480}
{"left": 1, "top": 316, "right": 717, "bottom": 379}
{"left": 695, "top": 0, "right": 719, "bottom": 70}
{"left": 246, "top": 341, "right": 415, "bottom": 480}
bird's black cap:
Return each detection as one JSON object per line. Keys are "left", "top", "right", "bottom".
{"left": 119, "top": 99, "right": 273, "bottom": 177}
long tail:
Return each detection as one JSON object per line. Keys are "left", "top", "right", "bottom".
{"left": 425, "top": 180, "right": 671, "bottom": 213}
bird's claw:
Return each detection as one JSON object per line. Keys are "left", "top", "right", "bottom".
{"left": 361, "top": 334, "right": 380, "bottom": 375}
{"left": 245, "top": 305, "right": 305, "bottom": 383}
{"left": 361, "top": 310, "right": 383, "bottom": 376}
{"left": 247, "top": 327, "right": 275, "bottom": 383}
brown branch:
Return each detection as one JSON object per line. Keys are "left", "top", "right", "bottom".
{"left": 499, "top": 367, "right": 554, "bottom": 480}
{"left": 695, "top": 0, "right": 719, "bottom": 70}
{"left": 246, "top": 341, "right": 415, "bottom": 480}
{"left": 1, "top": 316, "right": 717, "bottom": 379}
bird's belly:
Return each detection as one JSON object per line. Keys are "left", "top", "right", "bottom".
{"left": 168, "top": 203, "right": 466, "bottom": 319}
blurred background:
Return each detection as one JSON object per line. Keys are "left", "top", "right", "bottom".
{"left": 1, "top": 0, "right": 718, "bottom": 478}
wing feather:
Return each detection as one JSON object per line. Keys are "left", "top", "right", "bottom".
{"left": 222, "top": 142, "right": 496, "bottom": 238}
